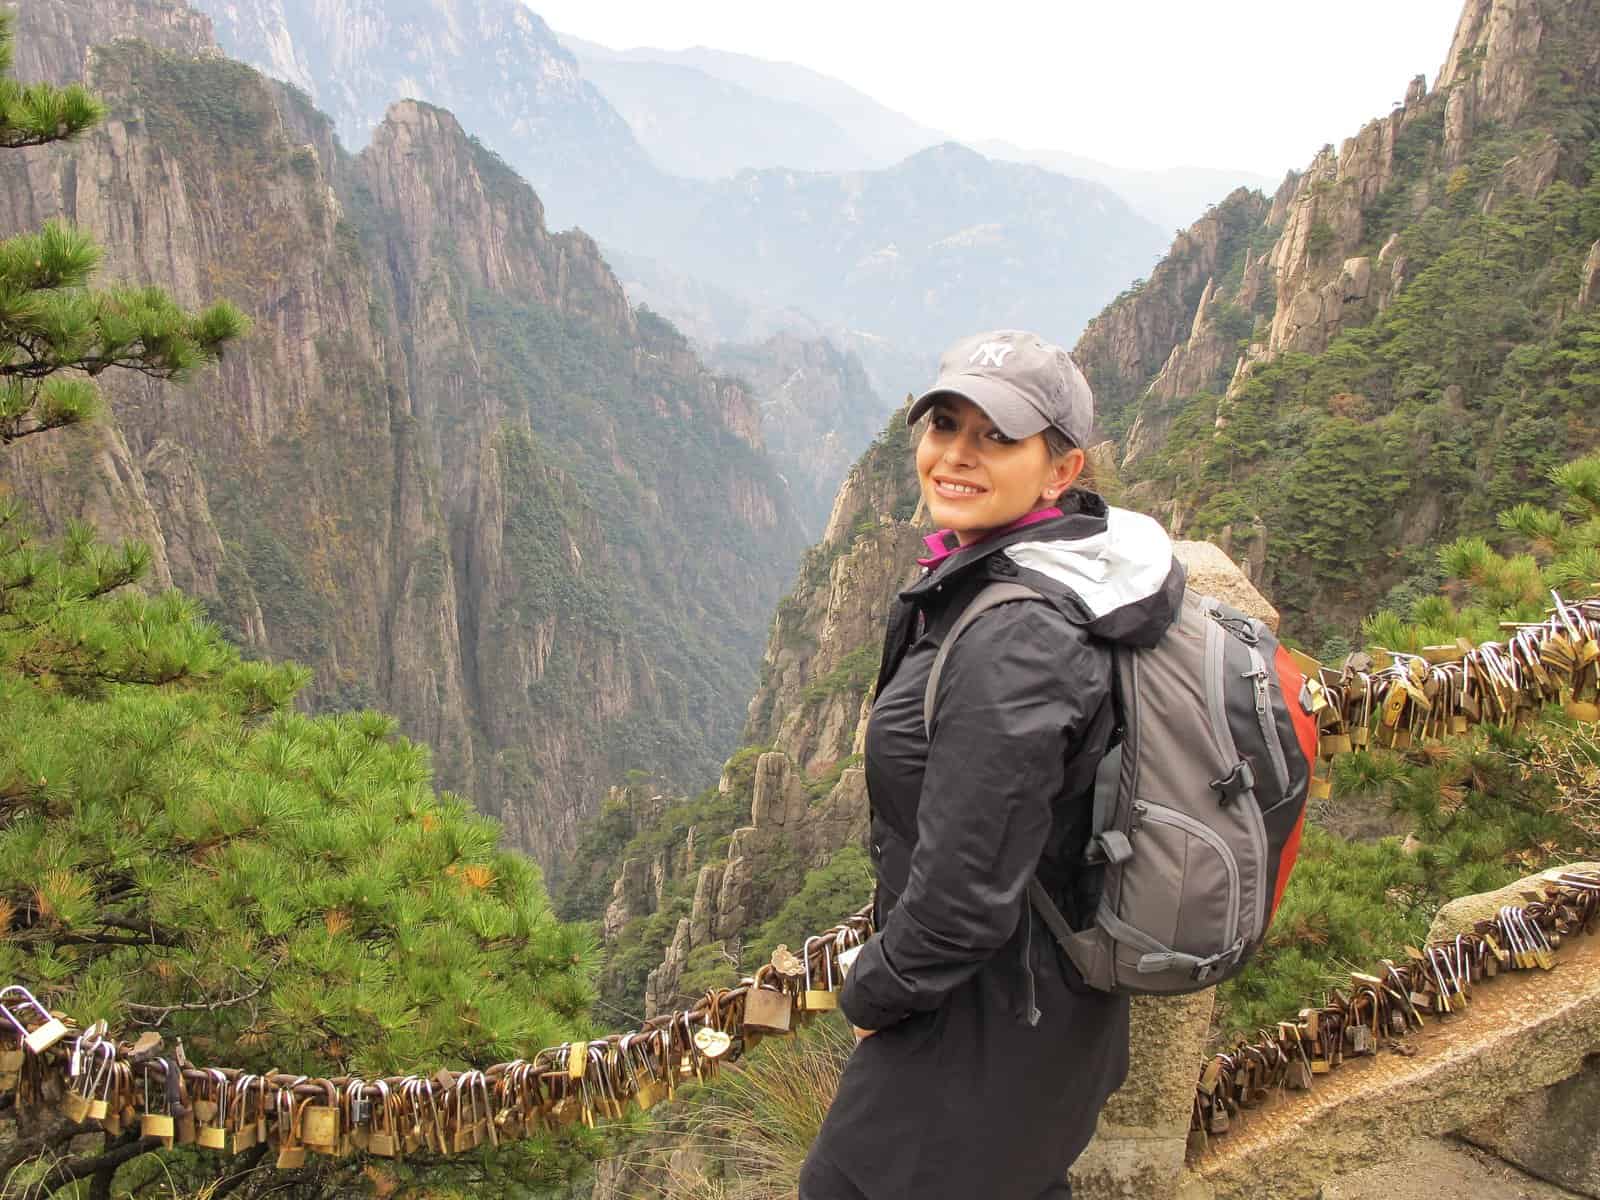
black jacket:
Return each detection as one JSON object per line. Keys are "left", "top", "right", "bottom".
{"left": 803, "top": 492, "right": 1183, "bottom": 1200}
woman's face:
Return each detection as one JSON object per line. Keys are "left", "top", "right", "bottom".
{"left": 916, "top": 395, "right": 1084, "bottom": 545}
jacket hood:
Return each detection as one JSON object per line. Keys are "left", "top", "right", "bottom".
{"left": 1001, "top": 504, "right": 1183, "bottom": 648}
{"left": 903, "top": 492, "right": 1184, "bottom": 649}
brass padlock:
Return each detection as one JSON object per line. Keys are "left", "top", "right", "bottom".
{"left": 141, "top": 1062, "right": 177, "bottom": 1148}
{"left": 744, "top": 967, "right": 794, "bottom": 1034}
{"left": 63, "top": 1086, "right": 92, "bottom": 1123}
{"left": 275, "top": 1093, "right": 310, "bottom": 1169}
{"left": 0, "top": 988, "right": 68, "bottom": 1055}
{"left": 367, "top": 1083, "right": 400, "bottom": 1158}
{"left": 301, "top": 1080, "right": 340, "bottom": 1154}
{"left": 801, "top": 936, "right": 839, "bottom": 1012}
{"left": 449, "top": 1075, "right": 478, "bottom": 1153}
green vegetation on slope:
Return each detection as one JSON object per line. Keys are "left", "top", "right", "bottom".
{"left": 1217, "top": 451, "right": 1600, "bottom": 1033}
{"left": 1131, "top": 100, "right": 1600, "bottom": 648}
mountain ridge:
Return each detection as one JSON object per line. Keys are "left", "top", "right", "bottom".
{"left": 184, "top": 0, "right": 1169, "bottom": 371}
{"left": 558, "top": 31, "right": 1274, "bottom": 231}
{"left": 3, "top": 0, "right": 809, "bottom": 872}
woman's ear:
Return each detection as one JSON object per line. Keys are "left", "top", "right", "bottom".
{"left": 1043, "top": 448, "right": 1086, "bottom": 500}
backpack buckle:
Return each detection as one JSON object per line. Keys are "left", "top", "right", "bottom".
{"left": 1084, "top": 831, "right": 1134, "bottom": 866}
{"left": 1190, "top": 939, "right": 1248, "bottom": 983}
{"left": 1210, "top": 760, "right": 1254, "bottom": 806}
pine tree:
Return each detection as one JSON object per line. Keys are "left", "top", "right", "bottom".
{"left": 1363, "top": 450, "right": 1600, "bottom": 651}
{"left": 0, "top": 9, "right": 246, "bottom": 447}
{"left": 0, "top": 17, "right": 599, "bottom": 1197}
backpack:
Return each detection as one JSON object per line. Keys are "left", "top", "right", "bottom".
{"left": 924, "top": 582, "right": 1318, "bottom": 995}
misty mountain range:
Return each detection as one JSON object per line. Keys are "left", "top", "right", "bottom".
{"left": 560, "top": 32, "right": 1275, "bottom": 233}
{"left": 187, "top": 0, "right": 1259, "bottom": 385}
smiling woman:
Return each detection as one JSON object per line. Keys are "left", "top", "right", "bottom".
{"left": 909, "top": 331, "right": 1092, "bottom": 550}
{"left": 798, "top": 330, "right": 1185, "bottom": 1200}
{"left": 917, "top": 395, "right": 1083, "bottom": 543}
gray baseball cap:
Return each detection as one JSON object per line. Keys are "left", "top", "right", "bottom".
{"left": 906, "top": 329, "right": 1093, "bottom": 447}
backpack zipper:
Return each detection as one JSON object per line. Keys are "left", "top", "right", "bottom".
{"left": 1245, "top": 645, "right": 1291, "bottom": 795}
{"left": 1203, "top": 611, "right": 1272, "bottom": 941}
{"left": 1137, "top": 801, "right": 1241, "bottom": 954}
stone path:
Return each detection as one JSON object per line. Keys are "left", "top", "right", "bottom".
{"left": 1318, "top": 1138, "right": 1587, "bottom": 1200}
{"left": 1186, "top": 928, "right": 1600, "bottom": 1199}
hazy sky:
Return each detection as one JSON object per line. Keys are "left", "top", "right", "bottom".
{"left": 528, "top": 0, "right": 1466, "bottom": 178}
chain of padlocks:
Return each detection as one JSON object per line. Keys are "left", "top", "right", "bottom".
{"left": 1292, "top": 593, "right": 1600, "bottom": 798}
{"left": 0, "top": 595, "right": 1597, "bottom": 1163}
{"left": 1191, "top": 868, "right": 1600, "bottom": 1140}
{"left": 0, "top": 911, "right": 873, "bottom": 1161}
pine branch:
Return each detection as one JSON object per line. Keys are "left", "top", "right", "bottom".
{"left": 124, "top": 981, "right": 265, "bottom": 1024}
{"left": 208, "top": 1141, "right": 271, "bottom": 1200}
{"left": 40, "top": 1134, "right": 160, "bottom": 1196}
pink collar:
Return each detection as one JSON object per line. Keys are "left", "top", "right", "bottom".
{"left": 917, "top": 506, "right": 1063, "bottom": 569}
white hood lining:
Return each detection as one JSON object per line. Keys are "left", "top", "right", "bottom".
{"left": 1003, "top": 506, "right": 1174, "bottom": 621}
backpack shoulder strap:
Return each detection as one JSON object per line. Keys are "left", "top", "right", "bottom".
{"left": 922, "top": 581, "right": 1044, "bottom": 734}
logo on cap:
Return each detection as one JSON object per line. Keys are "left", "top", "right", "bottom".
{"left": 968, "top": 341, "right": 1015, "bottom": 368}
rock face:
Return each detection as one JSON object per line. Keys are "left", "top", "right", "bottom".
{"left": 1066, "top": 0, "right": 1600, "bottom": 637}
{"left": 743, "top": 409, "right": 925, "bottom": 777}
{"left": 10, "top": 0, "right": 214, "bottom": 83}
{"left": 1459, "top": 1055, "right": 1600, "bottom": 1197}
{"left": 643, "top": 752, "right": 869, "bottom": 1014}
{"left": 1074, "top": 187, "right": 1270, "bottom": 427}
{"left": 187, "top": 0, "right": 655, "bottom": 231}
{"left": 1580, "top": 240, "right": 1600, "bottom": 308}
{"left": 3, "top": 4, "right": 808, "bottom": 871}
{"left": 1435, "top": 0, "right": 1562, "bottom": 166}
{"left": 707, "top": 333, "right": 894, "bottom": 537}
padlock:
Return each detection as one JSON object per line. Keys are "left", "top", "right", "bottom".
{"left": 301, "top": 1080, "right": 341, "bottom": 1153}
{"left": 801, "top": 936, "right": 839, "bottom": 1011}
{"left": 141, "top": 1062, "right": 177, "bottom": 1148}
{"left": 744, "top": 966, "right": 793, "bottom": 1034}
{"left": 275, "top": 1093, "right": 310, "bottom": 1169}
{"left": 367, "top": 1082, "right": 401, "bottom": 1158}
{"left": 0, "top": 988, "right": 68, "bottom": 1055}
{"left": 196, "top": 1070, "right": 228, "bottom": 1150}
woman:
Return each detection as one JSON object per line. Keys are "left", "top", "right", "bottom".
{"left": 798, "top": 331, "right": 1183, "bottom": 1200}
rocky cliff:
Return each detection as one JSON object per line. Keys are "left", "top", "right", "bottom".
{"left": 2, "top": 2, "right": 808, "bottom": 871}
{"left": 707, "top": 333, "right": 895, "bottom": 537}
{"left": 566, "top": 405, "right": 924, "bottom": 1013}
{"left": 188, "top": 0, "right": 657, "bottom": 232}
{"left": 1070, "top": 0, "right": 1600, "bottom": 643}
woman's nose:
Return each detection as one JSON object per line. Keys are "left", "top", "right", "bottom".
{"left": 942, "top": 434, "right": 978, "bottom": 466}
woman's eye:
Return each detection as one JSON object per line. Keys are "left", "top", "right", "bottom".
{"left": 986, "top": 429, "right": 1017, "bottom": 445}
{"left": 931, "top": 413, "right": 955, "bottom": 431}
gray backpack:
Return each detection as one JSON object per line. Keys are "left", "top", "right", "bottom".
{"left": 925, "top": 583, "right": 1317, "bottom": 995}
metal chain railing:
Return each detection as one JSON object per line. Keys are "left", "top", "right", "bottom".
{"left": 1, "top": 594, "right": 1596, "bottom": 1165}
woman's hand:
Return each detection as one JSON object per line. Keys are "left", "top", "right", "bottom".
{"left": 852, "top": 1025, "right": 877, "bottom": 1042}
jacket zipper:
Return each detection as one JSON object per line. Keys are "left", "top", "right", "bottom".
{"left": 1022, "top": 903, "right": 1041, "bottom": 1027}
{"left": 1138, "top": 801, "right": 1241, "bottom": 952}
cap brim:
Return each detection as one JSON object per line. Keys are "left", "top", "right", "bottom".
{"left": 906, "top": 375, "right": 1051, "bottom": 440}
